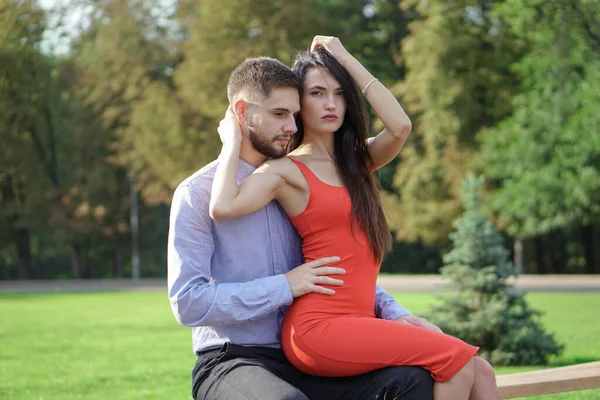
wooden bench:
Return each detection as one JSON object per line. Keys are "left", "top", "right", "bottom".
{"left": 497, "top": 361, "right": 600, "bottom": 398}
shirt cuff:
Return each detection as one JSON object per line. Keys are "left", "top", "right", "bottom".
{"left": 382, "top": 304, "right": 412, "bottom": 321}
{"left": 265, "top": 273, "right": 293, "bottom": 308}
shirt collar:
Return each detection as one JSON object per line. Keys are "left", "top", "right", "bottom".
{"left": 238, "top": 158, "right": 257, "bottom": 179}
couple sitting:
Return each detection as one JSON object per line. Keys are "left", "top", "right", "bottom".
{"left": 168, "top": 35, "right": 499, "bottom": 400}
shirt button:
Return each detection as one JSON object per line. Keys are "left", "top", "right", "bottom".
{"left": 271, "top": 233, "right": 276, "bottom": 239}
{"left": 275, "top": 268, "right": 280, "bottom": 273}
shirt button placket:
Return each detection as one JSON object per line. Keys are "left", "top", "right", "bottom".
{"left": 274, "top": 231, "right": 280, "bottom": 272}
{"left": 267, "top": 207, "right": 282, "bottom": 274}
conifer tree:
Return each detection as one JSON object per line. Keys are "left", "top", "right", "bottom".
{"left": 427, "top": 175, "right": 563, "bottom": 365}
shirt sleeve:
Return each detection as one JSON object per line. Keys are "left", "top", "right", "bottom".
{"left": 374, "top": 284, "right": 411, "bottom": 320}
{"left": 167, "top": 183, "right": 293, "bottom": 327}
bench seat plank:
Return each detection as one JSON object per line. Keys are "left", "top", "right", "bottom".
{"left": 497, "top": 361, "right": 600, "bottom": 398}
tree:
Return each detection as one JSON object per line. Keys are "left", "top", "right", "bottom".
{"left": 0, "top": 0, "right": 54, "bottom": 278}
{"left": 482, "top": 0, "right": 600, "bottom": 273}
{"left": 0, "top": 0, "right": 144, "bottom": 279}
{"left": 427, "top": 175, "right": 563, "bottom": 365}
{"left": 381, "top": 0, "right": 522, "bottom": 246}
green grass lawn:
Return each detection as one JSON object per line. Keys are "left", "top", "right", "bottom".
{"left": 0, "top": 291, "right": 598, "bottom": 400}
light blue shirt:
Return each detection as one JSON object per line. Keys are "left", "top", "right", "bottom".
{"left": 167, "top": 159, "right": 411, "bottom": 355}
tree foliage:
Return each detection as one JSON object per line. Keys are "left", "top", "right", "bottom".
{"left": 427, "top": 175, "right": 563, "bottom": 365}
{"left": 483, "top": 0, "right": 600, "bottom": 237}
{"left": 382, "top": 0, "right": 522, "bottom": 245}
{"left": 0, "top": 0, "right": 598, "bottom": 278}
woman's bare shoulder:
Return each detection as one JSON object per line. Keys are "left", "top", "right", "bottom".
{"left": 258, "top": 156, "right": 307, "bottom": 188}
{"left": 257, "top": 156, "right": 296, "bottom": 172}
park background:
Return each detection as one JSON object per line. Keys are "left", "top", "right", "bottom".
{"left": 1, "top": 0, "right": 599, "bottom": 280}
{"left": 1, "top": 0, "right": 600, "bottom": 399}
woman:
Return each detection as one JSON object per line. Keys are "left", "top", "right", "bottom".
{"left": 210, "top": 36, "right": 499, "bottom": 400}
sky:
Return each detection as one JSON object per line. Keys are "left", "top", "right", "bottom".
{"left": 38, "top": 0, "right": 91, "bottom": 54}
{"left": 37, "top": 0, "right": 178, "bottom": 55}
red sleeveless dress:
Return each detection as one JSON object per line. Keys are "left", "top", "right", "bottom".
{"left": 280, "top": 158, "right": 478, "bottom": 381}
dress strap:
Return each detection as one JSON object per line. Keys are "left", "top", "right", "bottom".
{"left": 287, "top": 157, "right": 320, "bottom": 187}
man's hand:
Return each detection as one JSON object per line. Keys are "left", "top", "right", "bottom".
{"left": 285, "top": 256, "right": 345, "bottom": 297}
{"left": 395, "top": 315, "right": 443, "bottom": 334}
{"left": 217, "top": 107, "right": 242, "bottom": 147}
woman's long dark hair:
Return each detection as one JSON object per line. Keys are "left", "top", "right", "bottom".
{"left": 290, "top": 48, "right": 391, "bottom": 264}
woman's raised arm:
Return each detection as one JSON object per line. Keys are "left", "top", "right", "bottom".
{"left": 310, "top": 35, "right": 412, "bottom": 171}
{"left": 209, "top": 110, "right": 285, "bottom": 220}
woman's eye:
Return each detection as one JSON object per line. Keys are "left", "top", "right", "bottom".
{"left": 310, "top": 91, "right": 322, "bottom": 96}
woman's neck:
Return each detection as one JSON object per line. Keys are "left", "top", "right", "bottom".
{"left": 296, "top": 129, "right": 336, "bottom": 160}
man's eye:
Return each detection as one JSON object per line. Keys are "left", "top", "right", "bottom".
{"left": 274, "top": 112, "right": 283, "bottom": 117}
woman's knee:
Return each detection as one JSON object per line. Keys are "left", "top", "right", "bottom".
{"left": 474, "top": 356, "right": 496, "bottom": 382}
{"left": 452, "top": 356, "right": 476, "bottom": 387}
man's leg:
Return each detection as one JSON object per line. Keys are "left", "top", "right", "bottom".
{"left": 297, "top": 365, "right": 434, "bottom": 400}
{"left": 194, "top": 358, "right": 308, "bottom": 400}
{"left": 193, "top": 345, "right": 308, "bottom": 400}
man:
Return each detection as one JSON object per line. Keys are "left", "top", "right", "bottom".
{"left": 168, "top": 56, "right": 435, "bottom": 399}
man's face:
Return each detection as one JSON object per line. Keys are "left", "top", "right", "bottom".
{"left": 246, "top": 87, "right": 300, "bottom": 159}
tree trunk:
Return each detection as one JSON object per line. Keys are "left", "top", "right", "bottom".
{"left": 553, "top": 231, "right": 565, "bottom": 274}
{"left": 514, "top": 238, "right": 523, "bottom": 275}
{"left": 582, "top": 225, "right": 595, "bottom": 274}
{"left": 130, "top": 176, "right": 140, "bottom": 280}
{"left": 81, "top": 240, "right": 91, "bottom": 279}
{"left": 15, "top": 228, "right": 31, "bottom": 279}
{"left": 534, "top": 236, "right": 548, "bottom": 274}
{"left": 114, "top": 236, "right": 124, "bottom": 278}
{"left": 544, "top": 233, "right": 556, "bottom": 273}
{"left": 596, "top": 226, "right": 600, "bottom": 273}
{"left": 2, "top": 174, "right": 31, "bottom": 279}
{"left": 71, "top": 244, "right": 82, "bottom": 279}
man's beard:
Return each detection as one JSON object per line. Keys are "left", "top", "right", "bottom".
{"left": 248, "top": 125, "right": 288, "bottom": 159}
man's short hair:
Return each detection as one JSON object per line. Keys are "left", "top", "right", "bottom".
{"left": 227, "top": 57, "right": 302, "bottom": 104}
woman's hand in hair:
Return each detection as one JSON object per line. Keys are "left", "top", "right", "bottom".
{"left": 217, "top": 107, "right": 242, "bottom": 148}
{"left": 310, "top": 35, "right": 351, "bottom": 65}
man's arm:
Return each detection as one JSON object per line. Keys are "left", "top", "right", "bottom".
{"left": 375, "top": 284, "right": 443, "bottom": 333}
{"left": 374, "top": 284, "right": 411, "bottom": 320}
{"left": 167, "top": 183, "right": 293, "bottom": 327}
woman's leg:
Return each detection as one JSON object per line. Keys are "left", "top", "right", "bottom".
{"left": 282, "top": 315, "right": 478, "bottom": 380}
{"left": 469, "top": 356, "right": 500, "bottom": 400}
{"left": 431, "top": 356, "right": 500, "bottom": 400}
{"left": 432, "top": 357, "right": 475, "bottom": 400}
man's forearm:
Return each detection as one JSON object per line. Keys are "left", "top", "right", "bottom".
{"left": 169, "top": 272, "right": 293, "bottom": 327}
{"left": 374, "top": 284, "right": 411, "bottom": 320}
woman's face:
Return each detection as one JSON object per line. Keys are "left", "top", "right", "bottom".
{"left": 300, "top": 67, "right": 347, "bottom": 135}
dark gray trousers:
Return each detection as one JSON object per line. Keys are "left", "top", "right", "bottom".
{"left": 192, "top": 343, "right": 434, "bottom": 400}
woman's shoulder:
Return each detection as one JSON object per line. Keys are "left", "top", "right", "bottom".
{"left": 256, "top": 156, "right": 299, "bottom": 176}
{"left": 258, "top": 156, "right": 307, "bottom": 188}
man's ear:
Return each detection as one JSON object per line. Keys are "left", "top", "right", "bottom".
{"left": 233, "top": 99, "right": 247, "bottom": 125}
